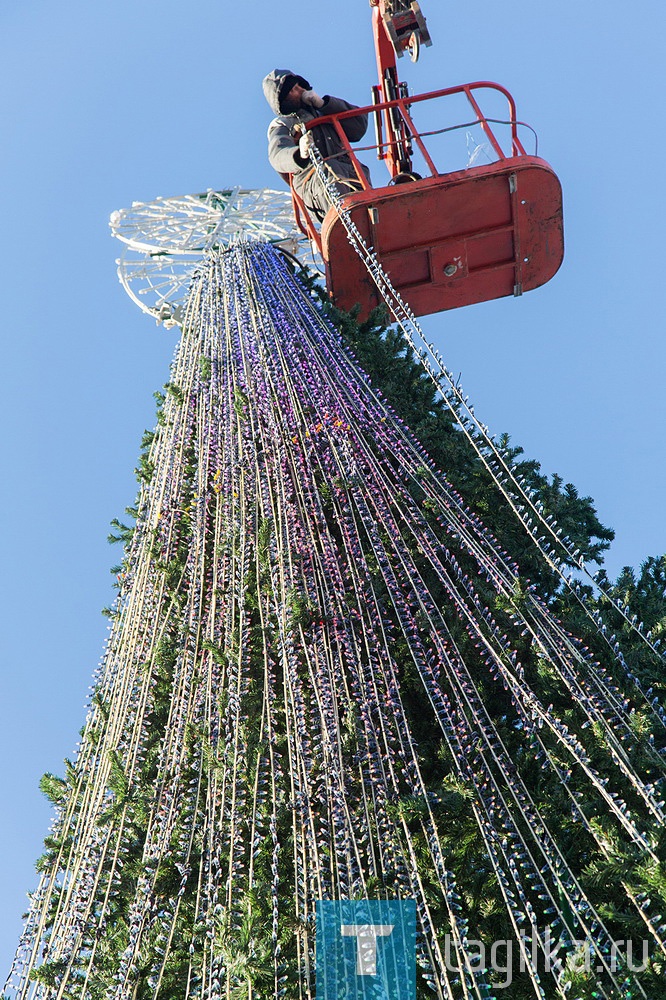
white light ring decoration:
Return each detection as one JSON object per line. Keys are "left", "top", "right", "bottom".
{"left": 110, "top": 188, "right": 307, "bottom": 255}
{"left": 110, "top": 187, "right": 319, "bottom": 327}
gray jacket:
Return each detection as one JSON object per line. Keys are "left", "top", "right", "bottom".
{"left": 262, "top": 69, "right": 369, "bottom": 198}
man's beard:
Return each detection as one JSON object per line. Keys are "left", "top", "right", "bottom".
{"left": 282, "top": 97, "right": 303, "bottom": 113}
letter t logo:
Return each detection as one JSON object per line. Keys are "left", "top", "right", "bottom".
{"left": 340, "top": 924, "right": 395, "bottom": 975}
{"left": 316, "top": 899, "right": 415, "bottom": 999}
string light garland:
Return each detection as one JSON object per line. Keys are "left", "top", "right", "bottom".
{"left": 4, "top": 241, "right": 664, "bottom": 1000}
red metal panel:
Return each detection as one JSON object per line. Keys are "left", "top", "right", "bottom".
{"left": 320, "top": 156, "right": 563, "bottom": 319}
{"left": 383, "top": 247, "right": 431, "bottom": 287}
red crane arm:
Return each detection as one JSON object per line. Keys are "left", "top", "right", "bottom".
{"left": 369, "top": 1, "right": 432, "bottom": 177}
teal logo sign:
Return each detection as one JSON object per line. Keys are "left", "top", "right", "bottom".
{"left": 316, "top": 900, "right": 416, "bottom": 999}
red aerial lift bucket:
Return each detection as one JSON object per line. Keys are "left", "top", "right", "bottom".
{"left": 290, "top": 82, "right": 564, "bottom": 321}
{"left": 320, "top": 155, "right": 563, "bottom": 318}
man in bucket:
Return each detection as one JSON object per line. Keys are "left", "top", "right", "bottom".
{"left": 262, "top": 69, "right": 370, "bottom": 222}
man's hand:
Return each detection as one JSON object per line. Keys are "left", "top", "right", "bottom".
{"left": 298, "top": 130, "right": 313, "bottom": 159}
{"left": 301, "top": 90, "right": 325, "bottom": 109}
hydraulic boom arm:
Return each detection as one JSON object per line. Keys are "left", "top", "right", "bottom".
{"left": 369, "top": 0, "right": 432, "bottom": 177}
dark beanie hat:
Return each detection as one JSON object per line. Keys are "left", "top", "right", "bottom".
{"left": 278, "top": 72, "right": 311, "bottom": 111}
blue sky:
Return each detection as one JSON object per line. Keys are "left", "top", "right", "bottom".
{"left": 1, "top": 0, "right": 664, "bottom": 973}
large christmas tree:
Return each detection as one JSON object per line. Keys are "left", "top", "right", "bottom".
{"left": 4, "top": 241, "right": 665, "bottom": 1000}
